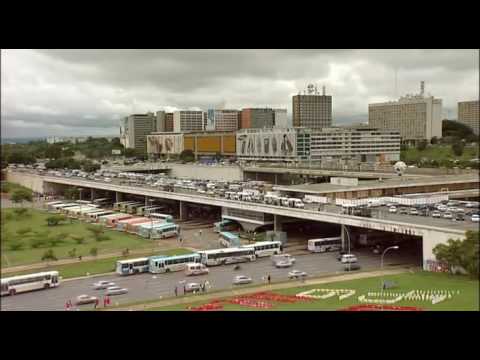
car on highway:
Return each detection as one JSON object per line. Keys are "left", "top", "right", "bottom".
{"left": 471, "top": 214, "right": 480, "bottom": 222}
{"left": 341, "top": 254, "right": 358, "bottom": 264}
{"left": 105, "top": 286, "right": 128, "bottom": 296}
{"left": 454, "top": 213, "right": 465, "bottom": 221}
{"left": 75, "top": 294, "right": 98, "bottom": 305}
{"left": 431, "top": 211, "right": 442, "bottom": 218}
{"left": 409, "top": 208, "right": 419, "bottom": 216}
{"left": 436, "top": 206, "right": 447, "bottom": 213}
{"left": 399, "top": 208, "right": 409, "bottom": 215}
{"left": 288, "top": 270, "right": 308, "bottom": 279}
{"left": 233, "top": 275, "right": 253, "bottom": 285}
{"left": 271, "top": 254, "right": 296, "bottom": 264}
{"left": 343, "top": 263, "right": 361, "bottom": 271}
{"left": 184, "top": 283, "right": 202, "bottom": 292}
{"left": 92, "top": 280, "right": 116, "bottom": 290}
{"left": 443, "top": 212, "right": 453, "bottom": 219}
{"left": 465, "top": 202, "right": 478, "bottom": 208}
{"left": 389, "top": 206, "right": 397, "bottom": 213}
{"left": 275, "top": 259, "right": 294, "bottom": 268}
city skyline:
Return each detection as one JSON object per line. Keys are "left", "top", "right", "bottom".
{"left": 2, "top": 49, "right": 479, "bottom": 138}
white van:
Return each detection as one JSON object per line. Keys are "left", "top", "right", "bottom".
{"left": 185, "top": 263, "right": 209, "bottom": 276}
{"left": 271, "top": 254, "right": 296, "bottom": 265}
{"left": 341, "top": 254, "right": 358, "bottom": 264}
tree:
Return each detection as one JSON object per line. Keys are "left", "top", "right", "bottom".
{"left": 13, "top": 207, "right": 30, "bottom": 217}
{"left": 430, "top": 136, "right": 438, "bottom": 145}
{"left": 443, "top": 119, "right": 474, "bottom": 139}
{"left": 433, "top": 231, "right": 479, "bottom": 278}
{"left": 71, "top": 235, "right": 85, "bottom": 244}
{"left": 82, "top": 161, "right": 101, "bottom": 173}
{"left": 49, "top": 232, "right": 68, "bottom": 247}
{"left": 180, "top": 149, "right": 195, "bottom": 163}
{"left": 45, "top": 144, "right": 63, "bottom": 160}
{"left": 68, "top": 248, "right": 77, "bottom": 258}
{"left": 64, "top": 187, "right": 80, "bottom": 200}
{"left": 41, "top": 249, "right": 57, "bottom": 262}
{"left": 124, "top": 148, "right": 138, "bottom": 158}
{"left": 11, "top": 189, "right": 33, "bottom": 205}
{"left": 416, "top": 140, "right": 428, "bottom": 151}
{"left": 451, "top": 142, "right": 464, "bottom": 156}
{"left": 30, "top": 237, "right": 48, "bottom": 249}
{"left": 46, "top": 214, "right": 66, "bottom": 226}
{"left": 87, "top": 225, "right": 104, "bottom": 241}
{"left": 89, "top": 247, "right": 98, "bottom": 258}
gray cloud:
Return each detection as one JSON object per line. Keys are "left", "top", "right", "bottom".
{"left": 2, "top": 49, "right": 478, "bottom": 138}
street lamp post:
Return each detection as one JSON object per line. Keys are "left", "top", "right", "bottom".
{"left": 380, "top": 245, "right": 399, "bottom": 310}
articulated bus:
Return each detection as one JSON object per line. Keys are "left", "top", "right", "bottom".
{"left": 116, "top": 257, "right": 150, "bottom": 275}
{"left": 149, "top": 253, "right": 201, "bottom": 273}
{"left": 307, "top": 236, "right": 342, "bottom": 253}
{"left": 1, "top": 271, "right": 60, "bottom": 296}
{"left": 198, "top": 247, "right": 256, "bottom": 266}
{"left": 243, "top": 241, "right": 282, "bottom": 257}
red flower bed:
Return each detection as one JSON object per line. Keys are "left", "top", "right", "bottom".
{"left": 190, "top": 303, "right": 224, "bottom": 311}
{"left": 246, "top": 291, "right": 313, "bottom": 303}
{"left": 228, "top": 298, "right": 273, "bottom": 309}
{"left": 340, "top": 304, "right": 423, "bottom": 311}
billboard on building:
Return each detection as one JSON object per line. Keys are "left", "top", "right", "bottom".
{"left": 237, "top": 130, "right": 296, "bottom": 158}
{"left": 147, "top": 134, "right": 183, "bottom": 155}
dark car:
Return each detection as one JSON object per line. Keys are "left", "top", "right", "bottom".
{"left": 399, "top": 208, "right": 409, "bottom": 215}
{"left": 343, "top": 263, "right": 361, "bottom": 271}
{"left": 454, "top": 213, "right": 465, "bottom": 221}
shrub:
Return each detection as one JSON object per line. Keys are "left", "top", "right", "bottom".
{"left": 8, "top": 241, "right": 24, "bottom": 251}
{"left": 71, "top": 235, "right": 86, "bottom": 244}
{"left": 13, "top": 208, "right": 30, "bottom": 217}
{"left": 11, "top": 189, "right": 33, "bottom": 204}
{"left": 89, "top": 247, "right": 98, "bottom": 257}
{"left": 41, "top": 249, "right": 57, "bottom": 261}
{"left": 46, "top": 214, "right": 66, "bottom": 226}
{"left": 16, "top": 227, "right": 32, "bottom": 236}
{"left": 68, "top": 248, "right": 77, "bottom": 258}
{"left": 30, "top": 238, "right": 48, "bottom": 249}
{"left": 95, "top": 234, "right": 110, "bottom": 242}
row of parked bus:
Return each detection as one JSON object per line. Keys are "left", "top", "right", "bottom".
{"left": 115, "top": 240, "right": 283, "bottom": 275}
{"left": 47, "top": 201, "right": 178, "bottom": 239}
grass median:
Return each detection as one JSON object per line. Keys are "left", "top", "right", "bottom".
{"left": 4, "top": 248, "right": 193, "bottom": 279}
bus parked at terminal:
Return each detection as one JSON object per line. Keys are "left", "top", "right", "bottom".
{"left": 243, "top": 241, "right": 282, "bottom": 257}
{"left": 219, "top": 231, "right": 240, "bottom": 247}
{"left": 149, "top": 213, "right": 173, "bottom": 223}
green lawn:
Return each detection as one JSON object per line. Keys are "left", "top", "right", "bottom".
{"left": 401, "top": 144, "right": 479, "bottom": 164}
{"left": 1, "top": 208, "right": 170, "bottom": 268}
{"left": 152, "top": 272, "right": 479, "bottom": 311}
{"left": 4, "top": 248, "right": 192, "bottom": 279}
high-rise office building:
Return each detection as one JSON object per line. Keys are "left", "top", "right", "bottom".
{"left": 119, "top": 112, "right": 156, "bottom": 151}
{"left": 173, "top": 111, "right": 205, "bottom": 132}
{"left": 273, "top": 108, "right": 289, "bottom": 128}
{"left": 292, "top": 84, "right": 332, "bottom": 129}
{"left": 155, "top": 111, "right": 166, "bottom": 132}
{"left": 165, "top": 113, "right": 174, "bottom": 132}
{"left": 206, "top": 109, "right": 240, "bottom": 132}
{"left": 458, "top": 100, "right": 479, "bottom": 135}
{"left": 368, "top": 81, "right": 442, "bottom": 143}
{"left": 240, "top": 108, "right": 275, "bottom": 129}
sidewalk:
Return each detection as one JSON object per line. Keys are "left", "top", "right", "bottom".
{"left": 1, "top": 246, "right": 198, "bottom": 275}
{"left": 105, "top": 266, "right": 415, "bottom": 311}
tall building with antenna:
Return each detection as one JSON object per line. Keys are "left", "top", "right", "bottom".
{"left": 368, "top": 81, "right": 443, "bottom": 144}
{"left": 292, "top": 84, "right": 332, "bottom": 129}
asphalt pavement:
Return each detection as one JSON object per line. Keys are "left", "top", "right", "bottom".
{"left": 1, "top": 248, "right": 418, "bottom": 311}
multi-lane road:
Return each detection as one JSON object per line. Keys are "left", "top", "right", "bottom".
{"left": 1, "top": 249, "right": 418, "bottom": 311}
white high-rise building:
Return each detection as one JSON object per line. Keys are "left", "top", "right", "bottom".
{"left": 173, "top": 111, "right": 205, "bottom": 132}
{"left": 273, "top": 109, "right": 290, "bottom": 128}
{"left": 368, "top": 81, "right": 443, "bottom": 143}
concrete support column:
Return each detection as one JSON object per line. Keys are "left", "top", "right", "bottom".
{"left": 341, "top": 224, "right": 346, "bottom": 251}
{"left": 90, "top": 188, "right": 95, "bottom": 201}
{"left": 115, "top": 191, "right": 123, "bottom": 203}
{"left": 274, "top": 214, "right": 282, "bottom": 232}
{"left": 179, "top": 201, "right": 187, "bottom": 221}
{"left": 274, "top": 173, "right": 278, "bottom": 185}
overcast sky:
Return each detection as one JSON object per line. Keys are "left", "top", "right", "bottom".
{"left": 1, "top": 49, "right": 478, "bottom": 138}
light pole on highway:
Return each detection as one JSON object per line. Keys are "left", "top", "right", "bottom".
{"left": 380, "top": 245, "right": 399, "bottom": 310}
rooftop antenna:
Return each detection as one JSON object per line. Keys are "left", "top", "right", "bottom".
{"left": 420, "top": 81, "right": 425, "bottom": 96}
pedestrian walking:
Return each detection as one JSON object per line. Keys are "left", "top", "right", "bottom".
{"left": 103, "top": 296, "right": 107, "bottom": 307}
{"left": 94, "top": 298, "right": 99, "bottom": 309}
{"left": 183, "top": 285, "right": 186, "bottom": 294}
{"left": 175, "top": 286, "right": 178, "bottom": 297}
{"left": 267, "top": 274, "right": 271, "bottom": 284}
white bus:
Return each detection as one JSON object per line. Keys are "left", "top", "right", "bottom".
{"left": 116, "top": 257, "right": 150, "bottom": 276}
{"left": 149, "top": 213, "right": 174, "bottom": 223}
{"left": 1, "top": 271, "right": 60, "bottom": 296}
{"left": 149, "top": 253, "right": 201, "bottom": 273}
{"left": 198, "top": 247, "right": 256, "bottom": 266}
{"left": 243, "top": 241, "right": 282, "bottom": 257}
{"left": 307, "top": 237, "right": 342, "bottom": 253}
{"left": 150, "top": 223, "right": 179, "bottom": 239}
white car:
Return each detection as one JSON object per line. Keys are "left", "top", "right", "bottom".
{"left": 431, "top": 211, "right": 442, "bottom": 218}
{"left": 389, "top": 206, "right": 397, "bottom": 213}
{"left": 471, "top": 214, "right": 480, "bottom": 222}
{"left": 409, "top": 208, "right": 419, "bottom": 216}
{"left": 436, "top": 205, "right": 448, "bottom": 212}
{"left": 341, "top": 254, "right": 358, "bottom": 264}
{"left": 288, "top": 270, "right": 308, "bottom": 279}
{"left": 184, "top": 283, "right": 202, "bottom": 292}
{"left": 75, "top": 294, "right": 98, "bottom": 305}
{"left": 275, "top": 260, "right": 294, "bottom": 268}
{"left": 271, "top": 254, "right": 296, "bottom": 265}
{"left": 105, "top": 286, "right": 128, "bottom": 295}
{"left": 92, "top": 280, "right": 116, "bottom": 290}
{"left": 233, "top": 275, "right": 253, "bottom": 285}
{"left": 443, "top": 212, "right": 453, "bottom": 219}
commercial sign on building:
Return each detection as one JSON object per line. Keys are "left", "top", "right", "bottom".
{"left": 330, "top": 177, "right": 359, "bottom": 186}
{"left": 237, "top": 130, "right": 296, "bottom": 158}
{"left": 147, "top": 134, "right": 184, "bottom": 155}
{"left": 111, "top": 149, "right": 122, "bottom": 155}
